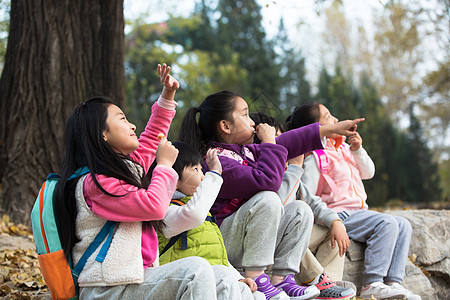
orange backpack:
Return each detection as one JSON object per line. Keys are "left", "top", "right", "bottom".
{"left": 31, "top": 168, "right": 116, "bottom": 299}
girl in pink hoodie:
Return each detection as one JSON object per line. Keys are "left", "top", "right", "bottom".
{"left": 286, "top": 103, "right": 421, "bottom": 300}
{"left": 53, "top": 64, "right": 245, "bottom": 299}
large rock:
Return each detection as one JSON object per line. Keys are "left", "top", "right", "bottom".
{"left": 342, "top": 209, "right": 449, "bottom": 300}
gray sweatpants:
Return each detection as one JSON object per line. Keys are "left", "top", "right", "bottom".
{"left": 341, "top": 210, "right": 412, "bottom": 284}
{"left": 79, "top": 256, "right": 253, "bottom": 300}
{"left": 219, "top": 191, "right": 314, "bottom": 276}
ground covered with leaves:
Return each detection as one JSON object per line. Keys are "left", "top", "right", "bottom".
{"left": 0, "top": 214, "right": 381, "bottom": 300}
{"left": 0, "top": 215, "right": 49, "bottom": 299}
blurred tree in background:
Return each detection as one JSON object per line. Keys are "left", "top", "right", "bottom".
{"left": 0, "top": 0, "right": 125, "bottom": 225}
{"left": 0, "top": 0, "right": 447, "bottom": 224}
{"left": 98, "top": 0, "right": 450, "bottom": 206}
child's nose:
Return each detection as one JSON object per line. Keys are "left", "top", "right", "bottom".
{"left": 130, "top": 122, "right": 136, "bottom": 131}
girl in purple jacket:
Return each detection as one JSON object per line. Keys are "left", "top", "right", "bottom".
{"left": 179, "top": 91, "right": 363, "bottom": 300}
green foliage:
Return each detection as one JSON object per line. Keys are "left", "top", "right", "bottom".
{"left": 438, "top": 159, "right": 450, "bottom": 201}
{"left": 315, "top": 69, "right": 443, "bottom": 205}
{"left": 123, "top": 0, "right": 444, "bottom": 206}
{"left": 214, "top": 0, "right": 282, "bottom": 101}
{"left": 405, "top": 106, "right": 442, "bottom": 203}
{"left": 124, "top": 18, "right": 250, "bottom": 139}
{"left": 315, "top": 64, "right": 358, "bottom": 119}
{"left": 276, "top": 18, "right": 311, "bottom": 120}
{"left": 125, "top": 22, "right": 180, "bottom": 135}
{"left": 172, "top": 50, "right": 249, "bottom": 139}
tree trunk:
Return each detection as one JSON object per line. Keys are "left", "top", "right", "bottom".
{"left": 0, "top": 0, "right": 125, "bottom": 226}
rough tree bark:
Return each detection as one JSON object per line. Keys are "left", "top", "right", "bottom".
{"left": 0, "top": 0, "right": 125, "bottom": 225}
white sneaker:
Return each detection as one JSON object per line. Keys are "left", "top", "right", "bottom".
{"left": 388, "top": 283, "right": 421, "bottom": 300}
{"left": 359, "top": 281, "right": 405, "bottom": 299}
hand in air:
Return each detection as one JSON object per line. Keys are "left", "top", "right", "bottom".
{"left": 255, "top": 123, "right": 276, "bottom": 144}
{"left": 321, "top": 118, "right": 365, "bottom": 139}
{"left": 155, "top": 138, "right": 179, "bottom": 167}
{"left": 158, "top": 63, "right": 179, "bottom": 92}
{"left": 205, "top": 148, "right": 222, "bottom": 175}
{"left": 348, "top": 131, "right": 362, "bottom": 151}
{"left": 239, "top": 277, "right": 257, "bottom": 293}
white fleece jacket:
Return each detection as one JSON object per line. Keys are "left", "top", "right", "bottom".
{"left": 72, "top": 175, "right": 144, "bottom": 287}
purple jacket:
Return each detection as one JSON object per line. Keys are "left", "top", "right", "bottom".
{"left": 203, "top": 122, "right": 323, "bottom": 225}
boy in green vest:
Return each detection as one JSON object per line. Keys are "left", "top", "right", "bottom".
{"left": 157, "top": 141, "right": 264, "bottom": 300}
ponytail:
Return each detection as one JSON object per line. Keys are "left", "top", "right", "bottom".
{"left": 179, "top": 91, "right": 238, "bottom": 154}
{"left": 179, "top": 107, "right": 204, "bottom": 153}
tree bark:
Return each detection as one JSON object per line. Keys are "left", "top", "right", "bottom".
{"left": 0, "top": 0, "right": 125, "bottom": 225}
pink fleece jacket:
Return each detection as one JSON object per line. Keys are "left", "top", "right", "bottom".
{"left": 303, "top": 137, "right": 375, "bottom": 212}
{"left": 83, "top": 97, "right": 178, "bottom": 268}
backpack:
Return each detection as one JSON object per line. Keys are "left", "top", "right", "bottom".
{"left": 31, "top": 167, "right": 116, "bottom": 300}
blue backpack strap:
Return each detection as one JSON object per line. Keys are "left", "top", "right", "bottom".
{"left": 206, "top": 215, "right": 216, "bottom": 223}
{"left": 95, "top": 222, "right": 116, "bottom": 262}
{"left": 159, "top": 200, "right": 217, "bottom": 256}
{"left": 71, "top": 220, "right": 116, "bottom": 281}
{"left": 69, "top": 167, "right": 90, "bottom": 180}
{"left": 160, "top": 231, "right": 185, "bottom": 256}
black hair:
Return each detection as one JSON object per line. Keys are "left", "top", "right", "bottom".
{"left": 178, "top": 90, "right": 238, "bottom": 154}
{"left": 171, "top": 141, "right": 203, "bottom": 180}
{"left": 250, "top": 112, "right": 285, "bottom": 144}
{"left": 54, "top": 96, "right": 158, "bottom": 259}
{"left": 284, "top": 103, "right": 321, "bottom": 130}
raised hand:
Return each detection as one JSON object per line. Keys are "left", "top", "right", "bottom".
{"left": 205, "top": 148, "right": 222, "bottom": 175}
{"left": 348, "top": 131, "right": 363, "bottom": 151}
{"left": 255, "top": 123, "right": 276, "bottom": 144}
{"left": 155, "top": 138, "right": 179, "bottom": 167}
{"left": 320, "top": 118, "right": 365, "bottom": 139}
{"left": 158, "top": 63, "right": 180, "bottom": 92}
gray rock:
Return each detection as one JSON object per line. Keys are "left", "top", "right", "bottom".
{"left": 342, "top": 209, "right": 449, "bottom": 300}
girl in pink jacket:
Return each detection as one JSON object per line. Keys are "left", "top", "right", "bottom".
{"left": 53, "top": 64, "right": 244, "bottom": 299}
{"left": 286, "top": 103, "right": 421, "bottom": 300}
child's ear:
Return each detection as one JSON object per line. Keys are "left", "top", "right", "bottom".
{"left": 219, "top": 120, "right": 231, "bottom": 135}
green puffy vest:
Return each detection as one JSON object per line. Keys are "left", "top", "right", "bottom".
{"left": 158, "top": 196, "right": 229, "bottom": 266}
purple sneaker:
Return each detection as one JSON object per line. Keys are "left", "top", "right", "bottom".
{"left": 254, "top": 273, "right": 290, "bottom": 300}
{"left": 274, "top": 274, "right": 320, "bottom": 300}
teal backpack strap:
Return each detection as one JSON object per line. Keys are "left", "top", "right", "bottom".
{"left": 69, "top": 166, "right": 90, "bottom": 180}
{"left": 95, "top": 222, "right": 116, "bottom": 262}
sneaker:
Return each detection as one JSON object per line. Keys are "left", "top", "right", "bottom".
{"left": 335, "top": 280, "right": 357, "bottom": 293}
{"left": 254, "top": 273, "right": 290, "bottom": 300}
{"left": 314, "top": 274, "right": 355, "bottom": 299}
{"left": 274, "top": 274, "right": 320, "bottom": 300}
{"left": 388, "top": 283, "right": 421, "bottom": 300}
{"left": 359, "top": 281, "right": 406, "bottom": 300}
